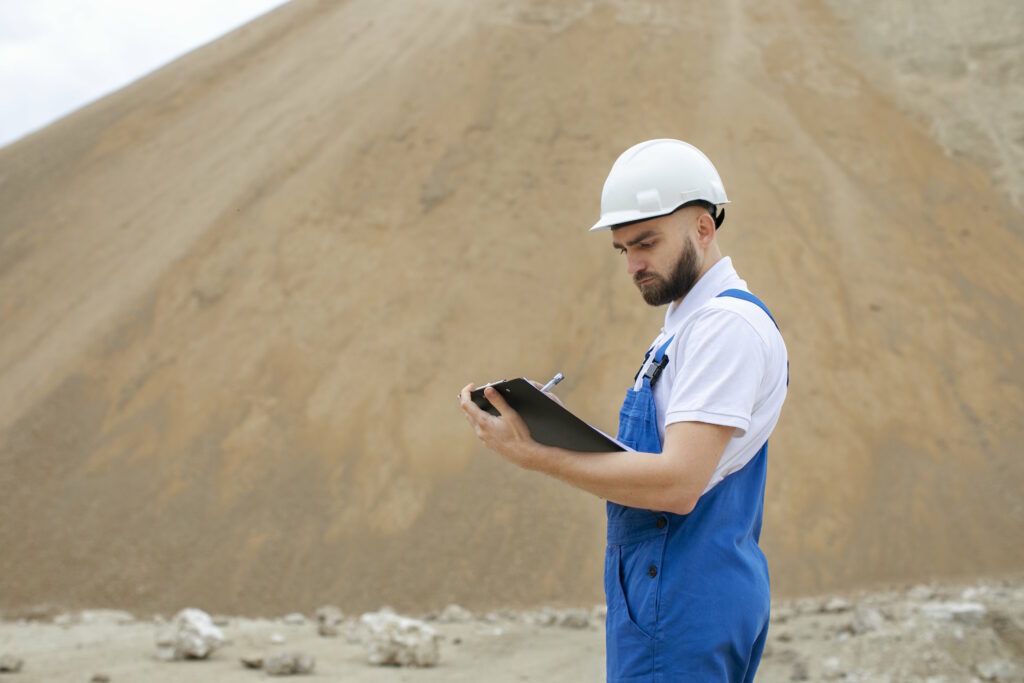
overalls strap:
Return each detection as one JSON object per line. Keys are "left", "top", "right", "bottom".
{"left": 717, "top": 288, "right": 787, "bottom": 386}
{"left": 716, "top": 288, "right": 779, "bottom": 329}
{"left": 633, "top": 335, "right": 675, "bottom": 388}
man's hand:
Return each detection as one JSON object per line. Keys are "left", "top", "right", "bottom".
{"left": 528, "top": 380, "right": 565, "bottom": 408}
{"left": 459, "top": 383, "right": 542, "bottom": 470}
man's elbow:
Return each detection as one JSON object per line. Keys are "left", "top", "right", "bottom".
{"left": 656, "top": 485, "right": 699, "bottom": 516}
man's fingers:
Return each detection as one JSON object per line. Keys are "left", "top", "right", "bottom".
{"left": 460, "top": 383, "right": 495, "bottom": 428}
{"left": 459, "top": 383, "right": 479, "bottom": 413}
{"left": 484, "top": 386, "right": 514, "bottom": 417}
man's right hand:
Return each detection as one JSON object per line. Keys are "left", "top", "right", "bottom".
{"left": 529, "top": 380, "right": 566, "bottom": 408}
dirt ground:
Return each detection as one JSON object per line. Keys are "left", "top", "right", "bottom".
{"left": 2, "top": 574, "right": 1022, "bottom": 682}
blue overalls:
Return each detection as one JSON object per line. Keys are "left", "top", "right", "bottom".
{"left": 605, "top": 289, "right": 780, "bottom": 682}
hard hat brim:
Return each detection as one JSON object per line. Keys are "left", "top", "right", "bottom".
{"left": 588, "top": 200, "right": 729, "bottom": 232}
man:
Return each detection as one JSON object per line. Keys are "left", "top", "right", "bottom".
{"left": 459, "top": 139, "right": 788, "bottom": 682}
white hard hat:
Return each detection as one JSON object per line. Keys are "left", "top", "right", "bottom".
{"left": 589, "top": 139, "right": 729, "bottom": 232}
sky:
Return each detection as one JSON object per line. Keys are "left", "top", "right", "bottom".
{"left": 0, "top": 1, "right": 290, "bottom": 148}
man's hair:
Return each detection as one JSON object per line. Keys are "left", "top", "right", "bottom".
{"left": 683, "top": 200, "right": 724, "bottom": 229}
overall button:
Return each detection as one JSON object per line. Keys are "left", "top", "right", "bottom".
{"left": 648, "top": 565, "right": 658, "bottom": 578}
{"left": 656, "top": 516, "right": 667, "bottom": 529}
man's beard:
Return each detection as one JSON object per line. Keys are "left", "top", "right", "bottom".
{"left": 636, "top": 239, "right": 701, "bottom": 306}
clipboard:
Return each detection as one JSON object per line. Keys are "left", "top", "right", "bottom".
{"left": 470, "top": 378, "right": 630, "bottom": 452}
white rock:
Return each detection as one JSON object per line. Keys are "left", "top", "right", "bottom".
{"left": 81, "top": 610, "right": 135, "bottom": 625}
{"left": 848, "top": 606, "right": 885, "bottom": 635}
{"left": 558, "top": 609, "right": 590, "bottom": 629}
{"left": 54, "top": 613, "right": 77, "bottom": 627}
{"left": 438, "top": 604, "right": 473, "bottom": 623}
{"left": 154, "top": 608, "right": 225, "bottom": 661}
{"left": 316, "top": 606, "right": 344, "bottom": 637}
{"left": 281, "top": 613, "right": 306, "bottom": 626}
{"left": 976, "top": 658, "right": 1018, "bottom": 682}
{"left": 360, "top": 611, "right": 440, "bottom": 667}
{"left": 907, "top": 584, "right": 935, "bottom": 601}
{"left": 526, "top": 607, "right": 558, "bottom": 627}
{"left": 822, "top": 656, "right": 842, "bottom": 679}
{"left": 919, "top": 601, "right": 987, "bottom": 626}
{"left": 821, "top": 597, "right": 853, "bottom": 613}
{"left": 269, "top": 632, "right": 287, "bottom": 645}
{"left": 794, "top": 597, "right": 818, "bottom": 614}
{"left": 591, "top": 604, "right": 608, "bottom": 621}
{"left": 265, "top": 652, "right": 316, "bottom": 676}
{"left": 0, "top": 654, "right": 24, "bottom": 672}
{"left": 771, "top": 605, "right": 795, "bottom": 624}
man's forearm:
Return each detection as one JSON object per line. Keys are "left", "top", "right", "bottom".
{"left": 524, "top": 444, "right": 695, "bottom": 514}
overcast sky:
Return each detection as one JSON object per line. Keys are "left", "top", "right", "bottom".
{"left": 0, "top": 1, "right": 290, "bottom": 148}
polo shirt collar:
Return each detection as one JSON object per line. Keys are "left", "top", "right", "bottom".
{"left": 662, "top": 256, "right": 743, "bottom": 333}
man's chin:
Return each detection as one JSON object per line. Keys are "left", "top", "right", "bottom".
{"left": 638, "top": 287, "right": 667, "bottom": 306}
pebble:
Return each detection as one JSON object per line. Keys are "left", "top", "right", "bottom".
{"left": 526, "top": 607, "right": 558, "bottom": 627}
{"left": 821, "top": 597, "right": 853, "bottom": 614}
{"left": 976, "top": 658, "right": 1018, "bottom": 682}
{"left": 558, "top": 609, "right": 591, "bottom": 629}
{"left": 0, "top": 655, "right": 24, "bottom": 673}
{"left": 847, "top": 606, "right": 885, "bottom": 635}
{"left": 919, "top": 601, "right": 987, "bottom": 626}
{"left": 438, "top": 602, "right": 473, "bottom": 626}
{"left": 90, "top": 675, "right": 110, "bottom": 683}
{"left": 772, "top": 605, "right": 795, "bottom": 624}
{"left": 907, "top": 584, "right": 936, "bottom": 601}
{"left": 316, "top": 605, "right": 344, "bottom": 637}
{"left": 822, "top": 656, "right": 843, "bottom": 679}
{"left": 264, "top": 652, "right": 316, "bottom": 676}
{"left": 281, "top": 613, "right": 306, "bottom": 626}
{"left": 240, "top": 654, "right": 264, "bottom": 669}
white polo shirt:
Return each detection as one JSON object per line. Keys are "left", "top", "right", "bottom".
{"left": 632, "top": 257, "right": 788, "bottom": 494}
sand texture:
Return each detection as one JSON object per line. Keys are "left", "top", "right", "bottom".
{"left": 1, "top": 0, "right": 1022, "bottom": 618}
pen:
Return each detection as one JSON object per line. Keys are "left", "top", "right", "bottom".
{"left": 540, "top": 372, "right": 564, "bottom": 393}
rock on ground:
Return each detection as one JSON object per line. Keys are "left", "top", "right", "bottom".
{"left": 264, "top": 652, "right": 316, "bottom": 676}
{"left": 154, "top": 608, "right": 225, "bottom": 661}
{"left": 360, "top": 611, "right": 440, "bottom": 667}
{"left": 316, "top": 605, "right": 344, "bottom": 637}
{"left": 438, "top": 604, "right": 473, "bottom": 623}
{"left": 0, "top": 654, "right": 24, "bottom": 672}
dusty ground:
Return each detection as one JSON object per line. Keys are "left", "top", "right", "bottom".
{"left": 2, "top": 575, "right": 1022, "bottom": 682}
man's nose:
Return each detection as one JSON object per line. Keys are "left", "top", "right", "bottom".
{"left": 627, "top": 255, "right": 646, "bottom": 276}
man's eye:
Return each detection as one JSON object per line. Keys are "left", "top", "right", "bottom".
{"left": 617, "top": 248, "right": 626, "bottom": 255}
{"left": 638, "top": 243, "right": 653, "bottom": 249}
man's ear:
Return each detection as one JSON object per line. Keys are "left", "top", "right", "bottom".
{"left": 695, "top": 211, "right": 716, "bottom": 247}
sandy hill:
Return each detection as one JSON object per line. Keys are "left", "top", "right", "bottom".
{"left": 1, "top": 0, "right": 1021, "bottom": 616}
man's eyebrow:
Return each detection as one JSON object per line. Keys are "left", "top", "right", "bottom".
{"left": 611, "top": 230, "right": 658, "bottom": 249}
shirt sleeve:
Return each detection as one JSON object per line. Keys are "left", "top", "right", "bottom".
{"left": 663, "top": 307, "right": 768, "bottom": 436}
